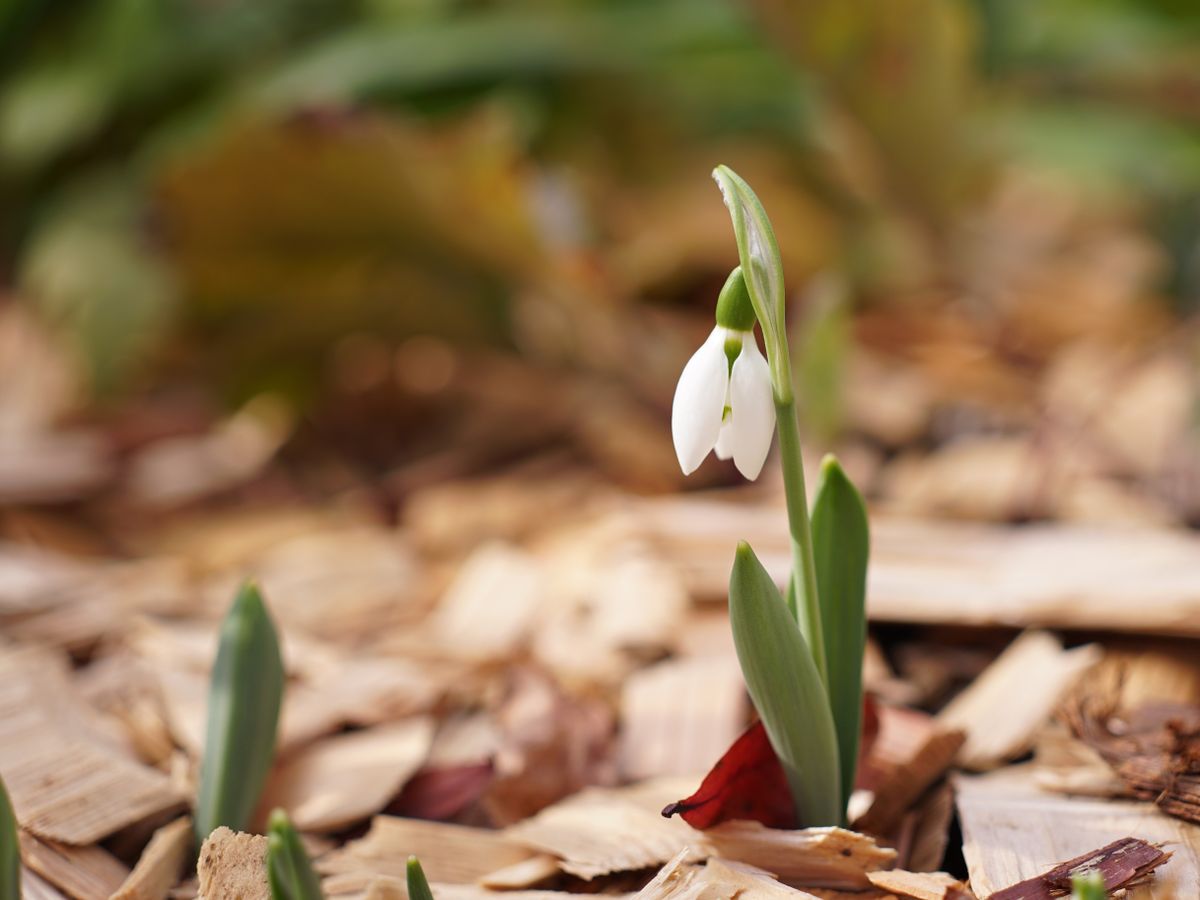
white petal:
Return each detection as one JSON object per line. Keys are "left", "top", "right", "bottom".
{"left": 715, "top": 417, "right": 734, "bottom": 460}
{"left": 727, "top": 337, "right": 776, "bottom": 480}
{"left": 671, "top": 327, "right": 730, "bottom": 475}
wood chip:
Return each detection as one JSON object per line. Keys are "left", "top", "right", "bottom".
{"left": 0, "top": 648, "right": 186, "bottom": 844}
{"left": 702, "top": 822, "right": 897, "bottom": 890}
{"left": 112, "top": 817, "right": 193, "bottom": 900}
{"left": 937, "top": 631, "right": 1100, "bottom": 770}
{"left": 260, "top": 718, "right": 434, "bottom": 832}
{"left": 19, "top": 831, "right": 129, "bottom": 900}
{"left": 477, "top": 855, "right": 561, "bottom": 890}
{"left": 902, "top": 783, "right": 956, "bottom": 874}
{"left": 318, "top": 816, "right": 532, "bottom": 888}
{"left": 641, "top": 501, "right": 1200, "bottom": 637}
{"left": 955, "top": 765, "right": 1197, "bottom": 897}
{"left": 635, "top": 851, "right": 823, "bottom": 900}
{"left": 196, "top": 827, "right": 268, "bottom": 900}
{"left": 506, "top": 781, "right": 895, "bottom": 888}
{"left": 428, "top": 543, "right": 545, "bottom": 661}
{"left": 22, "top": 868, "right": 70, "bottom": 900}
{"left": 504, "top": 782, "right": 703, "bottom": 880}
{"left": 854, "top": 725, "right": 965, "bottom": 836}
{"left": 866, "top": 870, "right": 970, "bottom": 900}
{"left": 342, "top": 877, "right": 581, "bottom": 900}
{"left": 618, "top": 656, "right": 746, "bottom": 781}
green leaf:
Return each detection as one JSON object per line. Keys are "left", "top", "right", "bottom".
{"left": 728, "top": 541, "right": 841, "bottom": 826}
{"left": 407, "top": 856, "right": 435, "bottom": 900}
{"left": 0, "top": 776, "right": 20, "bottom": 900}
{"left": 267, "top": 809, "right": 324, "bottom": 900}
{"left": 195, "top": 580, "right": 285, "bottom": 849}
{"left": 711, "top": 165, "right": 787, "bottom": 393}
{"left": 1071, "top": 870, "right": 1108, "bottom": 900}
{"left": 811, "top": 455, "right": 869, "bottom": 818}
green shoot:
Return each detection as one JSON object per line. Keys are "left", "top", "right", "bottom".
{"left": 195, "top": 580, "right": 285, "bottom": 849}
{"left": 267, "top": 809, "right": 324, "bottom": 900}
{"left": 407, "top": 856, "right": 435, "bottom": 900}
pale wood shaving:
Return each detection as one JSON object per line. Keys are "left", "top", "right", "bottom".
{"left": 327, "top": 874, "right": 581, "bottom": 900}
{"left": 22, "top": 868, "right": 70, "bottom": 900}
{"left": 634, "top": 851, "right": 824, "bottom": 900}
{"left": 866, "top": 870, "right": 969, "bottom": 900}
{"left": 640, "top": 502, "right": 1200, "bottom": 637}
{"left": 618, "top": 656, "right": 746, "bottom": 782}
{"left": 19, "top": 831, "right": 129, "bottom": 900}
{"left": 937, "top": 631, "right": 1100, "bottom": 770}
{"left": 477, "top": 854, "right": 561, "bottom": 890}
{"left": 504, "top": 783, "right": 703, "bottom": 880}
{"left": 505, "top": 781, "right": 895, "bottom": 888}
{"left": 196, "top": 827, "right": 268, "bottom": 900}
{"left": 0, "top": 542, "right": 88, "bottom": 616}
{"left": 630, "top": 851, "right": 701, "bottom": 900}
{"left": 318, "top": 816, "right": 532, "bottom": 886}
{"left": 111, "top": 816, "right": 192, "bottom": 900}
{"left": 0, "top": 648, "right": 186, "bottom": 844}
{"left": 955, "top": 765, "right": 1198, "bottom": 897}
{"left": 702, "top": 822, "right": 897, "bottom": 890}
{"left": 428, "top": 543, "right": 545, "bottom": 661}
{"left": 1032, "top": 728, "right": 1130, "bottom": 798}
{"left": 260, "top": 718, "right": 434, "bottom": 832}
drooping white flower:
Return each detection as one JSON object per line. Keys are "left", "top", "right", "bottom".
{"left": 672, "top": 326, "right": 775, "bottom": 480}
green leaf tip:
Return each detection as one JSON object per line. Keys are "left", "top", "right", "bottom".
{"left": 195, "top": 579, "right": 286, "bottom": 850}
{"left": 407, "top": 856, "right": 435, "bottom": 900}
{"left": 0, "top": 776, "right": 19, "bottom": 900}
{"left": 266, "top": 808, "right": 324, "bottom": 900}
{"left": 727, "top": 541, "right": 841, "bottom": 826}
{"left": 811, "top": 453, "right": 869, "bottom": 818}
{"left": 711, "top": 165, "right": 788, "bottom": 396}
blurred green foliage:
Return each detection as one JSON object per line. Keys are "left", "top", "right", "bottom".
{"left": 1, "top": 0, "right": 1198, "bottom": 399}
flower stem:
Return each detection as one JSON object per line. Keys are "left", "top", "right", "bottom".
{"left": 774, "top": 394, "right": 828, "bottom": 686}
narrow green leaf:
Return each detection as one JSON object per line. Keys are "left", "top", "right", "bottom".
{"left": 728, "top": 541, "right": 841, "bottom": 826}
{"left": 195, "top": 580, "right": 285, "bottom": 849}
{"left": 712, "top": 165, "right": 787, "bottom": 390}
{"left": 811, "top": 454, "right": 869, "bottom": 817}
{"left": 1071, "top": 870, "right": 1108, "bottom": 900}
{"left": 407, "top": 857, "right": 435, "bottom": 900}
{"left": 0, "top": 776, "right": 20, "bottom": 900}
{"left": 267, "top": 809, "right": 324, "bottom": 900}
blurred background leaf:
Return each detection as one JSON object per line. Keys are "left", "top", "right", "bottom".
{"left": 1, "top": 0, "right": 1198, "bottom": 416}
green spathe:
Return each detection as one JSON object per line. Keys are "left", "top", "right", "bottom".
{"left": 407, "top": 857, "right": 435, "bottom": 900}
{"left": 0, "top": 776, "right": 19, "bottom": 900}
{"left": 727, "top": 541, "right": 841, "bottom": 826}
{"left": 195, "top": 581, "right": 285, "bottom": 849}
{"left": 711, "top": 165, "right": 789, "bottom": 400}
{"left": 811, "top": 454, "right": 869, "bottom": 817}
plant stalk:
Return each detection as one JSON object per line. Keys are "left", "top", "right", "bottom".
{"left": 774, "top": 393, "right": 827, "bottom": 687}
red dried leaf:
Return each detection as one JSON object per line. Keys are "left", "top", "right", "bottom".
{"left": 661, "top": 721, "right": 796, "bottom": 829}
{"left": 392, "top": 762, "right": 494, "bottom": 821}
{"left": 663, "top": 695, "right": 882, "bottom": 830}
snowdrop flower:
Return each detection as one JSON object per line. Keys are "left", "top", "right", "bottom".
{"left": 672, "top": 269, "right": 776, "bottom": 480}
